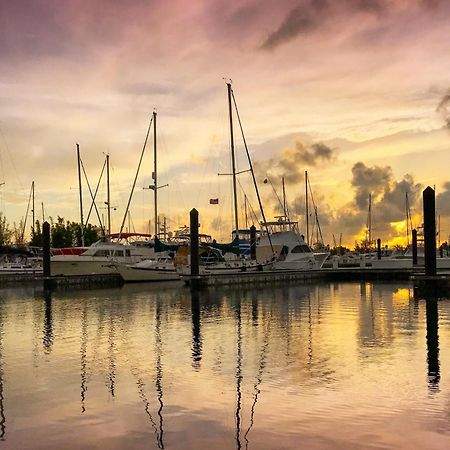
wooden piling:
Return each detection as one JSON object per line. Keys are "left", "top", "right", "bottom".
{"left": 412, "top": 229, "right": 418, "bottom": 266}
{"left": 423, "top": 187, "right": 436, "bottom": 276}
{"left": 43, "top": 221, "right": 52, "bottom": 288}
{"left": 376, "top": 238, "right": 381, "bottom": 260}
{"left": 250, "top": 225, "right": 256, "bottom": 260}
{"left": 190, "top": 208, "right": 199, "bottom": 280}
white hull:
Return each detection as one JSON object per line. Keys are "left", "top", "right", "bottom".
{"left": 371, "top": 257, "right": 450, "bottom": 270}
{"left": 116, "top": 264, "right": 180, "bottom": 282}
{"left": 51, "top": 259, "right": 119, "bottom": 276}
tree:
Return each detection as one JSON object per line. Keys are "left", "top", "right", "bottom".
{"left": 29, "top": 220, "right": 43, "bottom": 247}
{"left": 50, "top": 216, "right": 100, "bottom": 248}
{"left": 0, "top": 212, "right": 12, "bottom": 245}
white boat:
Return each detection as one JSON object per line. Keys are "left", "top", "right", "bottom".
{"left": 257, "top": 219, "right": 328, "bottom": 271}
{"left": 115, "top": 257, "right": 180, "bottom": 282}
{"left": 371, "top": 245, "right": 450, "bottom": 270}
{"left": 51, "top": 240, "right": 155, "bottom": 276}
{"left": 0, "top": 262, "right": 43, "bottom": 275}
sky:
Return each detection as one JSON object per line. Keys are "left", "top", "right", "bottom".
{"left": 1, "top": 0, "right": 450, "bottom": 246}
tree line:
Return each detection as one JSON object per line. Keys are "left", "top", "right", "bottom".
{"left": 0, "top": 212, "right": 100, "bottom": 248}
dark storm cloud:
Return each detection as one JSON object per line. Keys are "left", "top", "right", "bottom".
{"left": 436, "top": 182, "right": 450, "bottom": 216}
{"left": 436, "top": 89, "right": 450, "bottom": 129}
{"left": 351, "top": 162, "right": 392, "bottom": 209}
{"left": 260, "top": 0, "right": 441, "bottom": 51}
{"left": 254, "top": 140, "right": 335, "bottom": 184}
{"left": 261, "top": 0, "right": 329, "bottom": 50}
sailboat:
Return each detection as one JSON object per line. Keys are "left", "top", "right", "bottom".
{"left": 176, "top": 82, "right": 274, "bottom": 280}
{"left": 114, "top": 111, "right": 182, "bottom": 282}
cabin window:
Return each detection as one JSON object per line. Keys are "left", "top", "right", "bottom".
{"left": 125, "top": 250, "right": 131, "bottom": 257}
{"left": 93, "top": 250, "right": 109, "bottom": 257}
{"left": 114, "top": 250, "right": 124, "bottom": 257}
{"left": 291, "top": 245, "right": 311, "bottom": 254}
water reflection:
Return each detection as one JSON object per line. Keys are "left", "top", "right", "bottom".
{"left": 42, "top": 289, "right": 53, "bottom": 352}
{"left": 155, "top": 297, "right": 164, "bottom": 449}
{"left": 425, "top": 299, "right": 440, "bottom": 392}
{"left": 80, "top": 301, "right": 88, "bottom": 413}
{"left": 0, "top": 299, "right": 6, "bottom": 440}
{"left": 190, "top": 288, "right": 202, "bottom": 369}
{"left": 0, "top": 282, "right": 447, "bottom": 449}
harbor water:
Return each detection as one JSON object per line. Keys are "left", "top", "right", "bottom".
{"left": 0, "top": 281, "right": 449, "bottom": 449}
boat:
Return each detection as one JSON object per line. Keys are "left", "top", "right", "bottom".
{"left": 50, "top": 240, "right": 155, "bottom": 276}
{"left": 0, "top": 262, "right": 42, "bottom": 275}
{"left": 114, "top": 256, "right": 180, "bottom": 282}
{"left": 257, "top": 217, "right": 328, "bottom": 271}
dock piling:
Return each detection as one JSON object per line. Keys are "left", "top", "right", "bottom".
{"left": 190, "top": 208, "right": 199, "bottom": 282}
{"left": 250, "top": 225, "right": 256, "bottom": 260}
{"left": 376, "top": 238, "right": 381, "bottom": 260}
{"left": 423, "top": 187, "right": 436, "bottom": 276}
{"left": 43, "top": 221, "right": 52, "bottom": 289}
{"left": 412, "top": 229, "right": 418, "bottom": 266}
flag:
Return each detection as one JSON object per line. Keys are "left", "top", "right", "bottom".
{"left": 209, "top": 198, "right": 219, "bottom": 205}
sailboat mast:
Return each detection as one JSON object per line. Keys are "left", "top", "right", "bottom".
{"left": 368, "top": 193, "right": 372, "bottom": 247}
{"left": 305, "top": 171, "right": 309, "bottom": 245}
{"left": 32, "top": 180, "right": 35, "bottom": 237}
{"left": 153, "top": 111, "right": 158, "bottom": 238}
{"left": 282, "top": 177, "right": 287, "bottom": 219}
{"left": 76, "top": 143, "right": 85, "bottom": 246}
{"left": 106, "top": 154, "right": 111, "bottom": 238}
{"left": 227, "top": 82, "right": 239, "bottom": 237}
{"left": 405, "top": 192, "right": 409, "bottom": 246}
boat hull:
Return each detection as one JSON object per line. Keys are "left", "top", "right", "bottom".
{"left": 115, "top": 264, "right": 180, "bottom": 282}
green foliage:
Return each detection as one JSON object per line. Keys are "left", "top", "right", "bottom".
{"left": 50, "top": 216, "right": 100, "bottom": 248}
{"left": 0, "top": 212, "right": 12, "bottom": 245}
{"left": 29, "top": 220, "right": 43, "bottom": 247}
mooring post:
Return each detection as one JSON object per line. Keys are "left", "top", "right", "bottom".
{"left": 43, "top": 221, "right": 51, "bottom": 288}
{"left": 423, "top": 187, "right": 436, "bottom": 276}
{"left": 439, "top": 245, "right": 443, "bottom": 258}
{"left": 412, "top": 229, "right": 418, "bottom": 266}
{"left": 377, "top": 238, "right": 381, "bottom": 260}
{"left": 250, "top": 225, "right": 256, "bottom": 260}
{"left": 190, "top": 208, "right": 199, "bottom": 280}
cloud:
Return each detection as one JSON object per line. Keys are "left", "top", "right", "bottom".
{"left": 436, "top": 88, "right": 450, "bottom": 129}
{"left": 255, "top": 140, "right": 335, "bottom": 184}
{"left": 351, "top": 162, "right": 392, "bottom": 209}
{"left": 436, "top": 182, "right": 450, "bottom": 216}
{"left": 261, "top": 0, "right": 328, "bottom": 50}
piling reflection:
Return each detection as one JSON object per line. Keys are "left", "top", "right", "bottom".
{"left": 42, "top": 289, "right": 54, "bottom": 353}
{"left": 191, "top": 288, "right": 202, "bottom": 369}
{"left": 425, "top": 298, "right": 440, "bottom": 392}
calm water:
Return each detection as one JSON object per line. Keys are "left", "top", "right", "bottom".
{"left": 0, "top": 281, "right": 449, "bottom": 449}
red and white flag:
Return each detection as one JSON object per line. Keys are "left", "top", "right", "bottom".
{"left": 209, "top": 198, "right": 219, "bottom": 205}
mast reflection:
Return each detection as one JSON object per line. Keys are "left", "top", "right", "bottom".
{"left": 235, "top": 298, "right": 242, "bottom": 450}
{"left": 155, "top": 298, "right": 164, "bottom": 449}
{"left": 80, "top": 302, "right": 88, "bottom": 413}
{"left": 244, "top": 310, "right": 271, "bottom": 449}
{"left": 0, "top": 300, "right": 5, "bottom": 440}
{"left": 108, "top": 315, "right": 116, "bottom": 398}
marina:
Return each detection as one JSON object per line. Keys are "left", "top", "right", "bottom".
{"left": 2, "top": 1, "right": 450, "bottom": 448}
